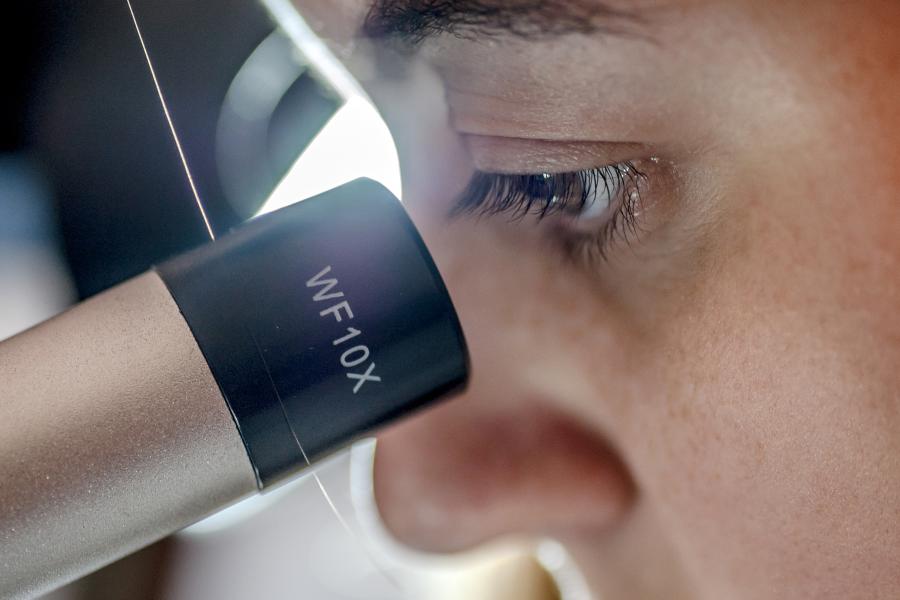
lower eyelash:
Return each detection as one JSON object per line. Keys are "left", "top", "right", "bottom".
{"left": 450, "top": 161, "right": 649, "bottom": 258}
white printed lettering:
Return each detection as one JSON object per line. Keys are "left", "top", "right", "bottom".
{"left": 333, "top": 327, "right": 362, "bottom": 346}
{"left": 309, "top": 266, "right": 382, "bottom": 393}
{"left": 320, "top": 301, "right": 354, "bottom": 323}
{"left": 306, "top": 266, "right": 345, "bottom": 302}
{"left": 348, "top": 363, "right": 381, "bottom": 394}
{"left": 341, "top": 345, "right": 370, "bottom": 368}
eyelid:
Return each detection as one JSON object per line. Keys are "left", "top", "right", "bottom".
{"left": 451, "top": 163, "right": 646, "bottom": 221}
{"left": 450, "top": 161, "right": 652, "bottom": 262}
{"left": 460, "top": 134, "right": 650, "bottom": 175}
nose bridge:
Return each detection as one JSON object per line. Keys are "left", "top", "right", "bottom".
{"left": 426, "top": 226, "right": 627, "bottom": 406}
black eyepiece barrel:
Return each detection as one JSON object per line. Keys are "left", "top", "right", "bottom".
{"left": 157, "top": 178, "right": 470, "bottom": 489}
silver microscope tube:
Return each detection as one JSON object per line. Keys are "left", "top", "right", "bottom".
{"left": 0, "top": 271, "right": 258, "bottom": 599}
{"left": 0, "top": 179, "right": 469, "bottom": 599}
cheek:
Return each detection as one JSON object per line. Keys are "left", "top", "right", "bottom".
{"left": 630, "top": 150, "right": 900, "bottom": 594}
{"left": 421, "top": 217, "right": 647, "bottom": 428}
{"left": 647, "top": 300, "right": 900, "bottom": 596}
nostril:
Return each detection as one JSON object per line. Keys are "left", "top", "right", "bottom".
{"left": 372, "top": 399, "right": 636, "bottom": 554}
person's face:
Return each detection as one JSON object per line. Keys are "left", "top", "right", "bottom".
{"left": 290, "top": 1, "right": 900, "bottom": 597}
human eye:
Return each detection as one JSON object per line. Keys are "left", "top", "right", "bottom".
{"left": 451, "top": 160, "right": 655, "bottom": 261}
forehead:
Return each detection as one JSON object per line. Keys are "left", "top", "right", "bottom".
{"left": 362, "top": 0, "right": 649, "bottom": 44}
{"left": 365, "top": 0, "right": 861, "bottom": 146}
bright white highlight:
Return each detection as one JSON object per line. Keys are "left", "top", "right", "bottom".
{"left": 537, "top": 540, "right": 594, "bottom": 600}
{"left": 257, "top": 96, "right": 402, "bottom": 216}
{"left": 259, "top": 0, "right": 364, "bottom": 101}
{"left": 256, "top": 0, "right": 402, "bottom": 217}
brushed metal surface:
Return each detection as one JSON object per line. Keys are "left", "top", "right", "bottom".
{"left": 0, "top": 272, "right": 258, "bottom": 599}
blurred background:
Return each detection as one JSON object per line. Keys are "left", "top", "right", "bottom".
{"left": 1, "top": 1, "right": 583, "bottom": 598}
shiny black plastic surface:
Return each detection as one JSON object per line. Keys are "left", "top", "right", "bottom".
{"left": 157, "top": 179, "right": 469, "bottom": 489}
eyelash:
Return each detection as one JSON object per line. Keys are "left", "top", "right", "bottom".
{"left": 451, "top": 162, "right": 649, "bottom": 259}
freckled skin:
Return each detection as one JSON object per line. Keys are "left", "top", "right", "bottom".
{"left": 293, "top": 1, "right": 900, "bottom": 598}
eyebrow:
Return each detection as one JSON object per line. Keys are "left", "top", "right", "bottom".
{"left": 361, "top": 0, "right": 640, "bottom": 46}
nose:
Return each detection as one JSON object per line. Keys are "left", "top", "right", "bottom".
{"left": 282, "top": 1, "right": 637, "bottom": 551}
{"left": 374, "top": 391, "right": 634, "bottom": 552}
{"left": 371, "top": 202, "right": 635, "bottom": 552}
{"left": 330, "top": 37, "right": 637, "bottom": 555}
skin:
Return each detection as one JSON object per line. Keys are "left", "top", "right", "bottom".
{"left": 291, "top": 1, "right": 900, "bottom": 598}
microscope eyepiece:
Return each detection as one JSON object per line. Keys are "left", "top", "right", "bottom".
{"left": 0, "top": 179, "right": 469, "bottom": 598}
{"left": 158, "top": 178, "right": 469, "bottom": 488}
